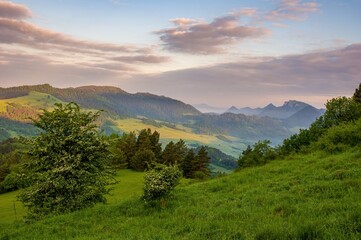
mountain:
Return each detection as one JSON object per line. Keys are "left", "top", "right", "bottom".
{"left": 193, "top": 104, "right": 225, "bottom": 114}
{"left": 225, "top": 106, "right": 240, "bottom": 114}
{"left": 0, "top": 84, "right": 200, "bottom": 122}
{"left": 284, "top": 105, "right": 326, "bottom": 128}
{"left": 225, "top": 100, "right": 324, "bottom": 129}
{"left": 187, "top": 112, "right": 291, "bottom": 144}
{"left": 259, "top": 101, "right": 310, "bottom": 119}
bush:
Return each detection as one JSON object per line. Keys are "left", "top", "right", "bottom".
{"left": 315, "top": 119, "right": 361, "bottom": 153}
{"left": 143, "top": 164, "right": 182, "bottom": 205}
{"left": 0, "top": 172, "right": 29, "bottom": 193}
{"left": 238, "top": 140, "right": 277, "bottom": 168}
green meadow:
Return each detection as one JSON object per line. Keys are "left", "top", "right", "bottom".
{"left": 1, "top": 148, "right": 361, "bottom": 239}
{"left": 0, "top": 91, "right": 65, "bottom": 112}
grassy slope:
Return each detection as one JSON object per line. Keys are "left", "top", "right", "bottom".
{"left": 1, "top": 148, "right": 361, "bottom": 239}
{"left": 0, "top": 91, "right": 65, "bottom": 112}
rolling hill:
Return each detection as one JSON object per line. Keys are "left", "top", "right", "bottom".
{"left": 0, "top": 84, "right": 309, "bottom": 156}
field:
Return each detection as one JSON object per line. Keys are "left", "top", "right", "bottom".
{"left": 1, "top": 148, "right": 361, "bottom": 239}
{"left": 0, "top": 91, "right": 65, "bottom": 112}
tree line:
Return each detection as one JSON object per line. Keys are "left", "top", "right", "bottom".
{"left": 108, "top": 129, "right": 210, "bottom": 179}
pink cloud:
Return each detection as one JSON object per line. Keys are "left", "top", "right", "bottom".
{"left": 124, "top": 44, "right": 361, "bottom": 108}
{"left": 0, "top": 0, "right": 32, "bottom": 19}
{"left": 156, "top": 13, "right": 270, "bottom": 54}
{"left": 265, "top": 0, "right": 319, "bottom": 21}
{"left": 0, "top": 1, "right": 170, "bottom": 77}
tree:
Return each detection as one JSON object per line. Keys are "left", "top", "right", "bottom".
{"left": 193, "top": 146, "right": 211, "bottom": 178}
{"left": 161, "top": 139, "right": 187, "bottom": 165}
{"left": 181, "top": 149, "right": 195, "bottom": 178}
{"left": 238, "top": 140, "right": 276, "bottom": 168}
{"left": 118, "top": 132, "right": 137, "bottom": 167}
{"left": 353, "top": 83, "right": 361, "bottom": 104}
{"left": 322, "top": 97, "right": 361, "bottom": 128}
{"left": 19, "top": 103, "right": 113, "bottom": 219}
{"left": 129, "top": 149, "right": 156, "bottom": 171}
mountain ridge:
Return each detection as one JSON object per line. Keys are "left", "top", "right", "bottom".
{"left": 225, "top": 100, "right": 324, "bottom": 128}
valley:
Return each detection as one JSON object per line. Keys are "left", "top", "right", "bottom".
{"left": 0, "top": 84, "right": 322, "bottom": 157}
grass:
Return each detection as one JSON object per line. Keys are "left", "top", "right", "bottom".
{"left": 1, "top": 148, "right": 361, "bottom": 239}
{"left": 0, "top": 91, "right": 65, "bottom": 112}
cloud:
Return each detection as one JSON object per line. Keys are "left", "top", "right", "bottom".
{"left": 265, "top": 0, "right": 319, "bottom": 21}
{"left": 0, "top": 18, "right": 150, "bottom": 54}
{"left": 0, "top": 49, "right": 124, "bottom": 87}
{"left": 155, "top": 13, "right": 270, "bottom": 54}
{"left": 125, "top": 43, "right": 361, "bottom": 108}
{"left": 112, "top": 55, "right": 170, "bottom": 64}
{"left": 155, "top": 1, "right": 320, "bottom": 55}
{"left": 0, "top": 0, "right": 170, "bottom": 80}
{"left": 0, "top": 0, "right": 31, "bottom": 19}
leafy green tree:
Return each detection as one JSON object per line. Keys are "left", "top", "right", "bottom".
{"left": 19, "top": 103, "right": 113, "bottom": 219}
{"left": 322, "top": 97, "right": 361, "bottom": 128}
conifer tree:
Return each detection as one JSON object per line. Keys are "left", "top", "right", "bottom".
{"left": 181, "top": 149, "right": 195, "bottom": 178}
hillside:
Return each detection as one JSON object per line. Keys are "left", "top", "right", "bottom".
{"left": 0, "top": 84, "right": 295, "bottom": 155}
{"left": 1, "top": 148, "right": 360, "bottom": 239}
{"left": 0, "top": 84, "right": 201, "bottom": 122}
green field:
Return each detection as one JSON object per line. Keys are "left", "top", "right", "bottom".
{"left": 0, "top": 91, "right": 65, "bottom": 112}
{"left": 1, "top": 148, "right": 361, "bottom": 239}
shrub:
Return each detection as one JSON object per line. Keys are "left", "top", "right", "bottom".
{"left": 0, "top": 172, "right": 29, "bottom": 193}
{"left": 143, "top": 164, "right": 182, "bottom": 205}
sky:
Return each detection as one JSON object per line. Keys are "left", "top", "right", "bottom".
{"left": 0, "top": 0, "right": 360, "bottom": 109}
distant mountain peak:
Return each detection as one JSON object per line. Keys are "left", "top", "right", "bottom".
{"left": 282, "top": 100, "right": 310, "bottom": 109}
{"left": 228, "top": 106, "right": 239, "bottom": 111}
{"left": 264, "top": 103, "right": 276, "bottom": 109}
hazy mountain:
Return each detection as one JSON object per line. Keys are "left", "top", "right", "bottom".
{"left": 187, "top": 112, "right": 291, "bottom": 144}
{"left": 225, "top": 100, "right": 324, "bottom": 128}
{"left": 193, "top": 104, "right": 225, "bottom": 114}
{"left": 259, "top": 101, "right": 310, "bottom": 119}
{"left": 284, "top": 105, "right": 325, "bottom": 128}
